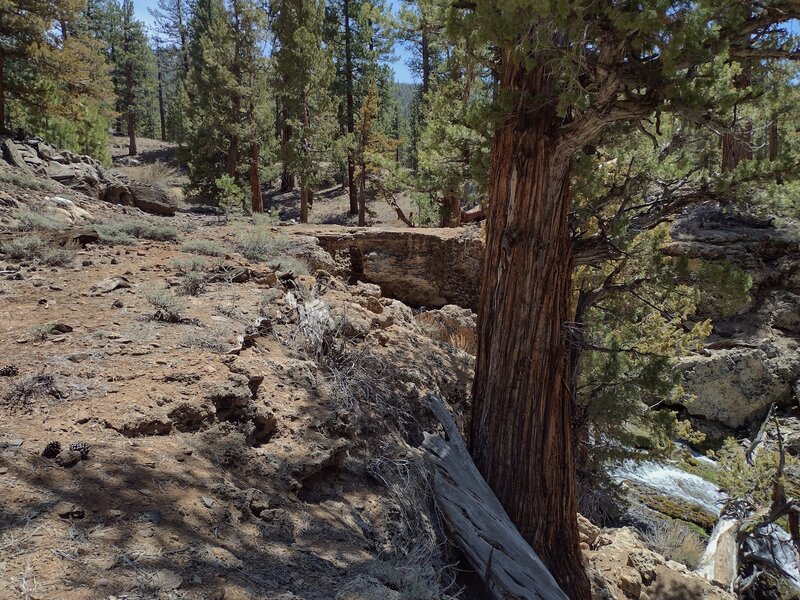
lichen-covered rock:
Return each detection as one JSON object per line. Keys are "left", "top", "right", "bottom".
{"left": 679, "top": 340, "right": 800, "bottom": 427}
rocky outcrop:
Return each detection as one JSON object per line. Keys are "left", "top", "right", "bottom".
{"left": 305, "top": 226, "right": 483, "bottom": 309}
{"left": 0, "top": 135, "right": 176, "bottom": 217}
{"left": 667, "top": 206, "right": 800, "bottom": 428}
{"left": 584, "top": 527, "right": 734, "bottom": 600}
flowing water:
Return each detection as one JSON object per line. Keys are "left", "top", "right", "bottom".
{"left": 612, "top": 458, "right": 800, "bottom": 589}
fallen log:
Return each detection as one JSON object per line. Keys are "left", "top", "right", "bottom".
{"left": 421, "top": 395, "right": 569, "bottom": 600}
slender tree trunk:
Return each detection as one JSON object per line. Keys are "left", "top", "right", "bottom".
{"left": 157, "top": 57, "right": 167, "bottom": 142}
{"left": 440, "top": 193, "right": 461, "bottom": 227}
{"left": 358, "top": 166, "right": 366, "bottom": 226}
{"left": 469, "top": 59, "right": 591, "bottom": 600}
{"left": 126, "top": 65, "right": 137, "bottom": 156}
{"left": 226, "top": 134, "right": 239, "bottom": 178}
{"left": 0, "top": 51, "right": 5, "bottom": 133}
{"left": 344, "top": 0, "right": 357, "bottom": 215}
{"left": 421, "top": 28, "right": 430, "bottom": 95}
{"left": 299, "top": 90, "right": 310, "bottom": 224}
{"left": 249, "top": 141, "right": 262, "bottom": 213}
{"left": 280, "top": 121, "right": 295, "bottom": 191}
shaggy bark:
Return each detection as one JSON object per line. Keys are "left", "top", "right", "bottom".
{"left": 469, "top": 58, "right": 591, "bottom": 600}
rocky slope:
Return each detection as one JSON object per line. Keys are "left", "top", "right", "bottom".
{"left": 0, "top": 141, "right": 748, "bottom": 600}
{"left": 666, "top": 205, "right": 800, "bottom": 430}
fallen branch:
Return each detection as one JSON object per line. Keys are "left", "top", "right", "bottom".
{"left": 421, "top": 395, "right": 569, "bottom": 600}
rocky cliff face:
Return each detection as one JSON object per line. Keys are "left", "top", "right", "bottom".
{"left": 665, "top": 205, "right": 800, "bottom": 428}
{"left": 301, "top": 225, "right": 484, "bottom": 309}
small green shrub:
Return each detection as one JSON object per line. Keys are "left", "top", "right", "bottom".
{"left": 1, "top": 235, "right": 45, "bottom": 260}
{"left": 0, "top": 235, "right": 74, "bottom": 266}
{"left": 95, "top": 224, "right": 135, "bottom": 245}
{"left": 96, "top": 219, "right": 178, "bottom": 245}
{"left": 29, "top": 324, "right": 52, "bottom": 341}
{"left": 0, "top": 171, "right": 56, "bottom": 191}
{"left": 178, "top": 271, "right": 206, "bottom": 296}
{"left": 172, "top": 256, "right": 207, "bottom": 274}
{"left": 14, "top": 210, "right": 65, "bottom": 231}
{"left": 236, "top": 224, "right": 292, "bottom": 261}
{"left": 181, "top": 239, "right": 227, "bottom": 257}
{"left": 145, "top": 290, "right": 185, "bottom": 322}
{"left": 269, "top": 256, "right": 309, "bottom": 276}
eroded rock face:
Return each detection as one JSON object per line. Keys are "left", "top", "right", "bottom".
{"left": 307, "top": 226, "right": 483, "bottom": 309}
{"left": 667, "top": 206, "right": 800, "bottom": 428}
{"left": 585, "top": 526, "right": 734, "bottom": 600}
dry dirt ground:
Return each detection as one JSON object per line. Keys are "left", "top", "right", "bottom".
{"left": 0, "top": 137, "right": 739, "bottom": 600}
{"left": 0, "top": 205, "right": 476, "bottom": 599}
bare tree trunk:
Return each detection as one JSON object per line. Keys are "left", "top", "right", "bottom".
{"left": 226, "top": 134, "right": 239, "bottom": 178}
{"left": 126, "top": 67, "right": 137, "bottom": 156}
{"left": 440, "top": 193, "right": 461, "bottom": 227}
{"left": 358, "top": 167, "right": 366, "bottom": 226}
{"left": 421, "top": 28, "right": 430, "bottom": 95}
{"left": 469, "top": 58, "right": 591, "bottom": 600}
{"left": 157, "top": 54, "right": 167, "bottom": 142}
{"left": 0, "top": 51, "right": 5, "bottom": 133}
{"left": 249, "top": 141, "right": 262, "bottom": 213}
{"left": 280, "top": 119, "right": 294, "bottom": 191}
{"left": 299, "top": 90, "right": 310, "bottom": 224}
{"left": 344, "top": 0, "right": 357, "bottom": 215}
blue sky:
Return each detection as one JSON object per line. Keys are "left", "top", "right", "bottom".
{"left": 132, "top": 0, "right": 418, "bottom": 83}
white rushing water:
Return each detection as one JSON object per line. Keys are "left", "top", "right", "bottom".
{"left": 612, "top": 459, "right": 725, "bottom": 515}
{"left": 613, "top": 458, "right": 800, "bottom": 589}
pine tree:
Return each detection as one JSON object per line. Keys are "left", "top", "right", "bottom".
{"left": 2, "top": 0, "right": 115, "bottom": 159}
{"left": 273, "top": 0, "right": 338, "bottom": 222}
{"left": 353, "top": 79, "right": 400, "bottom": 225}
{"left": 327, "top": 0, "right": 394, "bottom": 214}
{"left": 187, "top": 0, "right": 268, "bottom": 209}
{"left": 0, "top": 0, "right": 56, "bottom": 131}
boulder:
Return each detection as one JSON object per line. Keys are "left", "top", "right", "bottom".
{"left": 679, "top": 341, "right": 800, "bottom": 427}
{"left": 128, "top": 182, "right": 177, "bottom": 216}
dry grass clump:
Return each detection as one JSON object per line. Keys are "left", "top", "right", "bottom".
{"left": 640, "top": 519, "right": 706, "bottom": 568}
{"left": 3, "top": 373, "right": 64, "bottom": 407}
{"left": 96, "top": 219, "right": 178, "bottom": 245}
{"left": 144, "top": 289, "right": 185, "bottom": 322}
{"left": 269, "top": 256, "right": 310, "bottom": 276}
{"left": 0, "top": 235, "right": 74, "bottom": 266}
{"left": 123, "top": 160, "right": 179, "bottom": 186}
{"left": 178, "top": 271, "right": 206, "bottom": 296}
{"left": 181, "top": 239, "right": 228, "bottom": 257}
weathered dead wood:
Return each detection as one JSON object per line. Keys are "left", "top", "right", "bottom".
{"left": 421, "top": 395, "right": 569, "bottom": 600}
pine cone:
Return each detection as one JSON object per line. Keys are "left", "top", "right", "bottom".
{"left": 0, "top": 365, "right": 18, "bottom": 377}
{"left": 68, "top": 442, "right": 90, "bottom": 459}
{"left": 42, "top": 441, "right": 61, "bottom": 458}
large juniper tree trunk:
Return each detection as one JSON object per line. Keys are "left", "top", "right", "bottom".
{"left": 469, "top": 60, "right": 591, "bottom": 600}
